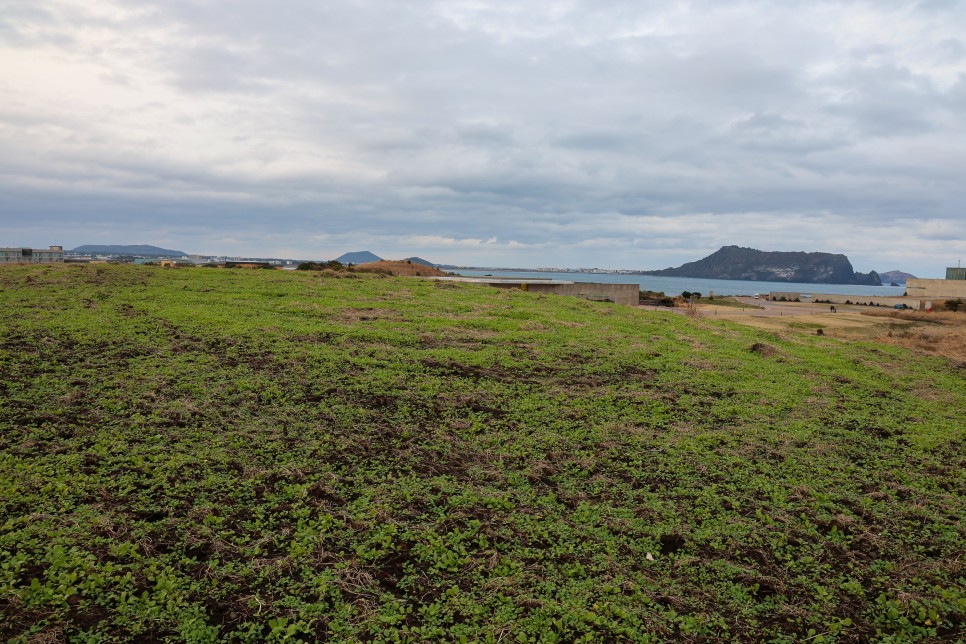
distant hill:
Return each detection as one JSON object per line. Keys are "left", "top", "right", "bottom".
{"left": 335, "top": 251, "right": 382, "bottom": 265}
{"left": 644, "top": 246, "right": 882, "bottom": 286}
{"left": 879, "top": 270, "right": 916, "bottom": 285}
{"left": 71, "top": 244, "right": 186, "bottom": 257}
{"left": 404, "top": 257, "right": 435, "bottom": 267}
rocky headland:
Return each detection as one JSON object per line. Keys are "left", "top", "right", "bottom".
{"left": 644, "top": 246, "right": 881, "bottom": 285}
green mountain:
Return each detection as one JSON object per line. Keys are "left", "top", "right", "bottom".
{"left": 335, "top": 251, "right": 382, "bottom": 265}
{"left": 645, "top": 246, "right": 881, "bottom": 285}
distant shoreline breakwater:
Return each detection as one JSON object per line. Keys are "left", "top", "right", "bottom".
{"left": 454, "top": 270, "right": 906, "bottom": 298}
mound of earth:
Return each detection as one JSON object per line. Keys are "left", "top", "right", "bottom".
{"left": 356, "top": 260, "right": 448, "bottom": 277}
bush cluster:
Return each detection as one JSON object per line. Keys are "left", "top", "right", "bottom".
{"left": 296, "top": 260, "right": 345, "bottom": 271}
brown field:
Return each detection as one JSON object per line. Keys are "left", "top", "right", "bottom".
{"left": 700, "top": 299, "right": 966, "bottom": 362}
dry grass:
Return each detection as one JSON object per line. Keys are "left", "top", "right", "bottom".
{"left": 716, "top": 304, "right": 966, "bottom": 362}
{"left": 354, "top": 260, "right": 448, "bottom": 277}
{"left": 859, "top": 310, "right": 966, "bottom": 361}
{"left": 876, "top": 330, "right": 966, "bottom": 362}
{"left": 859, "top": 309, "right": 961, "bottom": 325}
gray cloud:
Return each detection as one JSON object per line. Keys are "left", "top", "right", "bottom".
{"left": 1, "top": 0, "right": 964, "bottom": 274}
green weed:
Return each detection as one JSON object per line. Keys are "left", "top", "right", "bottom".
{"left": 0, "top": 264, "right": 963, "bottom": 641}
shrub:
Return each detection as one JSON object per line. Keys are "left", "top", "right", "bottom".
{"left": 638, "top": 290, "right": 675, "bottom": 307}
{"left": 297, "top": 260, "right": 344, "bottom": 271}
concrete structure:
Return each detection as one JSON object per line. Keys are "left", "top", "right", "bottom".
{"left": 431, "top": 276, "right": 640, "bottom": 306}
{"left": 0, "top": 246, "right": 64, "bottom": 264}
{"left": 905, "top": 278, "right": 966, "bottom": 300}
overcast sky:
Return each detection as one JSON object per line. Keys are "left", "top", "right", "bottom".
{"left": 2, "top": 1, "right": 964, "bottom": 274}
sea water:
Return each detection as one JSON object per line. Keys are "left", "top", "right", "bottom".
{"left": 454, "top": 270, "right": 906, "bottom": 298}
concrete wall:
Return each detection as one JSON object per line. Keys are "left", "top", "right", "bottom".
{"left": 906, "top": 278, "right": 966, "bottom": 299}
{"left": 523, "top": 282, "right": 639, "bottom": 306}
{"left": 0, "top": 247, "right": 65, "bottom": 264}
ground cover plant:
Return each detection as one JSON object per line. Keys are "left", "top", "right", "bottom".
{"left": 1, "top": 264, "right": 963, "bottom": 642}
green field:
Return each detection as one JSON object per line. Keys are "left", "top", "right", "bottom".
{"left": 1, "top": 265, "right": 963, "bottom": 642}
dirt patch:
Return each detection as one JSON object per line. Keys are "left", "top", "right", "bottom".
{"left": 749, "top": 342, "right": 778, "bottom": 357}
{"left": 659, "top": 532, "right": 687, "bottom": 555}
{"left": 335, "top": 307, "right": 402, "bottom": 323}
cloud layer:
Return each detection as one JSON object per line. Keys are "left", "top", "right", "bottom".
{"left": 2, "top": 0, "right": 964, "bottom": 274}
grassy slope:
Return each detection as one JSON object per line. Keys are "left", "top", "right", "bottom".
{"left": 0, "top": 265, "right": 963, "bottom": 642}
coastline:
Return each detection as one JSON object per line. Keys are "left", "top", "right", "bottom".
{"left": 453, "top": 268, "right": 905, "bottom": 298}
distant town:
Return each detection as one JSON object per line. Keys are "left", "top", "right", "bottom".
{"left": 21, "top": 244, "right": 656, "bottom": 275}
